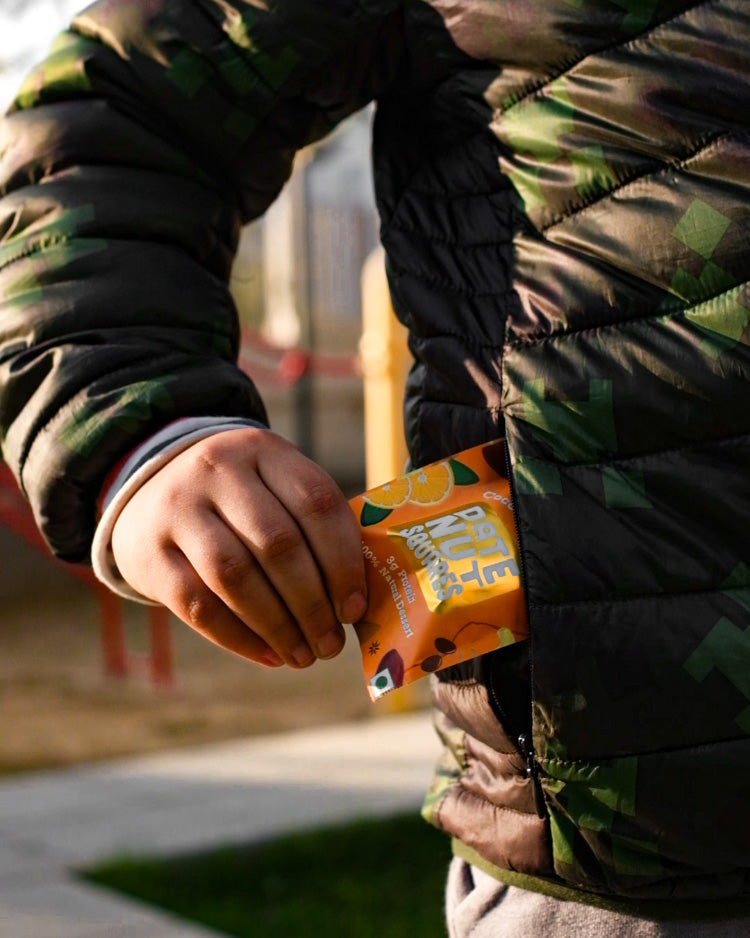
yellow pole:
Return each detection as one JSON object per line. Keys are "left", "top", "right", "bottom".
{"left": 359, "top": 247, "right": 410, "bottom": 488}
{"left": 359, "top": 248, "right": 426, "bottom": 713}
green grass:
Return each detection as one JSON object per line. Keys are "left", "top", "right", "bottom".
{"left": 82, "top": 812, "right": 451, "bottom": 937}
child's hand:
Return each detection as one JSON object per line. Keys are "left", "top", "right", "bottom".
{"left": 110, "top": 428, "right": 367, "bottom": 669}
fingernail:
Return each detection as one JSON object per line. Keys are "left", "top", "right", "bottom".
{"left": 260, "top": 651, "right": 284, "bottom": 668}
{"left": 292, "top": 643, "right": 315, "bottom": 668}
{"left": 339, "top": 591, "right": 367, "bottom": 624}
{"left": 317, "top": 628, "right": 344, "bottom": 660}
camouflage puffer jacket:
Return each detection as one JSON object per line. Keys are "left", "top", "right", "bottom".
{"left": 0, "top": 0, "right": 748, "bottom": 903}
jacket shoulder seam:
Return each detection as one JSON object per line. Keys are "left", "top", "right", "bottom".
{"left": 507, "top": 280, "right": 748, "bottom": 350}
{"left": 495, "top": 0, "right": 709, "bottom": 117}
{"left": 538, "top": 130, "right": 728, "bottom": 235}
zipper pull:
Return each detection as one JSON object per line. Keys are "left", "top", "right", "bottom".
{"left": 518, "top": 733, "right": 535, "bottom": 777}
{"left": 518, "top": 734, "right": 546, "bottom": 818}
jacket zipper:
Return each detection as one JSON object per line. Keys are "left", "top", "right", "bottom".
{"left": 518, "top": 732, "right": 546, "bottom": 819}
{"left": 503, "top": 438, "right": 545, "bottom": 820}
{"left": 484, "top": 668, "right": 543, "bottom": 818}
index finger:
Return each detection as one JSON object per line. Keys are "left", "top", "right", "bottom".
{"left": 259, "top": 455, "right": 367, "bottom": 625}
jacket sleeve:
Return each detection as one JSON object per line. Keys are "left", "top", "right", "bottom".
{"left": 0, "top": 0, "right": 405, "bottom": 562}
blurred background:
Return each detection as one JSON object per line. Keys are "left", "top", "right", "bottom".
{"left": 0, "top": 0, "right": 422, "bottom": 778}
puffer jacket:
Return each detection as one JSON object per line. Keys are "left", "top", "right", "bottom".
{"left": 0, "top": 0, "right": 748, "bottom": 903}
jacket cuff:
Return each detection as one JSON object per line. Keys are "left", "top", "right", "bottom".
{"left": 91, "top": 417, "right": 268, "bottom": 602}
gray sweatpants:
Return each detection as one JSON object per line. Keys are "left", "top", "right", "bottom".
{"left": 446, "top": 859, "right": 750, "bottom": 938}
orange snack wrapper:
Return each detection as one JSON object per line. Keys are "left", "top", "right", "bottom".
{"left": 349, "top": 439, "right": 528, "bottom": 701}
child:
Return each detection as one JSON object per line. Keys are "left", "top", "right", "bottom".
{"left": 1, "top": 2, "right": 748, "bottom": 934}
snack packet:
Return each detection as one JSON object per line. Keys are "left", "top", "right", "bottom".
{"left": 349, "top": 439, "right": 528, "bottom": 700}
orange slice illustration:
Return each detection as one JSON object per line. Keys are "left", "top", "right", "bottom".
{"left": 409, "top": 461, "right": 453, "bottom": 505}
{"left": 363, "top": 474, "right": 412, "bottom": 509}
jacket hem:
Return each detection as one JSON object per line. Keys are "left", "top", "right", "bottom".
{"left": 450, "top": 840, "right": 750, "bottom": 920}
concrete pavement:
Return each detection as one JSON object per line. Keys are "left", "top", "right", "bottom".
{"left": 0, "top": 711, "right": 439, "bottom": 937}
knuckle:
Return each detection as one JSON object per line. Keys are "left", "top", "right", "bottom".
{"left": 193, "top": 428, "right": 262, "bottom": 471}
{"left": 161, "top": 485, "right": 189, "bottom": 515}
{"left": 192, "top": 448, "right": 222, "bottom": 479}
{"left": 186, "top": 436, "right": 233, "bottom": 478}
{"left": 212, "top": 553, "right": 248, "bottom": 593}
{"left": 301, "top": 480, "right": 341, "bottom": 521}
{"left": 178, "top": 587, "right": 216, "bottom": 628}
{"left": 258, "top": 525, "right": 302, "bottom": 562}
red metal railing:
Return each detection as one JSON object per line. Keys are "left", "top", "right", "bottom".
{"left": 238, "top": 330, "right": 360, "bottom": 387}
{"left": 0, "top": 460, "right": 174, "bottom": 689}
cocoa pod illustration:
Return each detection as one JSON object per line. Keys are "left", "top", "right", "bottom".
{"left": 376, "top": 648, "right": 404, "bottom": 687}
